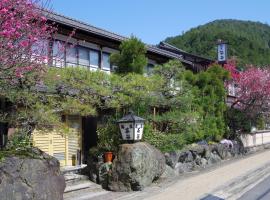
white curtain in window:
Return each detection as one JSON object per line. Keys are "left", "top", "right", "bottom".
{"left": 78, "top": 47, "right": 89, "bottom": 66}
{"left": 90, "top": 50, "right": 99, "bottom": 68}
{"left": 102, "top": 52, "right": 110, "bottom": 71}
{"left": 66, "top": 46, "right": 77, "bottom": 65}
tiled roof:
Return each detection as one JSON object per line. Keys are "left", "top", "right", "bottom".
{"left": 43, "top": 10, "right": 200, "bottom": 65}
{"left": 44, "top": 10, "right": 127, "bottom": 42}
{"left": 147, "top": 45, "right": 193, "bottom": 65}
{"left": 159, "top": 42, "right": 214, "bottom": 63}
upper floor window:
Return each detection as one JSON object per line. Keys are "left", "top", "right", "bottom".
{"left": 52, "top": 40, "right": 65, "bottom": 68}
{"left": 31, "top": 40, "right": 49, "bottom": 56}
{"left": 145, "top": 63, "right": 155, "bottom": 75}
{"left": 66, "top": 46, "right": 77, "bottom": 67}
{"left": 90, "top": 50, "right": 99, "bottom": 68}
{"left": 78, "top": 46, "right": 89, "bottom": 67}
{"left": 102, "top": 52, "right": 111, "bottom": 71}
{"left": 51, "top": 39, "right": 116, "bottom": 72}
{"left": 53, "top": 40, "right": 64, "bottom": 58}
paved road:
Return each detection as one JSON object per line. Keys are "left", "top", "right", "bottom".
{"left": 142, "top": 150, "right": 270, "bottom": 200}
{"left": 238, "top": 175, "right": 270, "bottom": 200}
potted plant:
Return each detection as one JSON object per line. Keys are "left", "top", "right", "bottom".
{"left": 96, "top": 121, "right": 121, "bottom": 163}
{"left": 104, "top": 151, "right": 113, "bottom": 163}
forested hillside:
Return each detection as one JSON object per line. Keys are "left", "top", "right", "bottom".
{"left": 165, "top": 19, "right": 270, "bottom": 67}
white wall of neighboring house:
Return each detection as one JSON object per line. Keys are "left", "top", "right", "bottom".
{"left": 241, "top": 131, "right": 270, "bottom": 147}
{"left": 228, "top": 83, "right": 237, "bottom": 96}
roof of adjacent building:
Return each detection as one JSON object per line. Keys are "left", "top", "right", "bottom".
{"left": 158, "top": 42, "right": 214, "bottom": 63}
{"left": 43, "top": 10, "right": 213, "bottom": 66}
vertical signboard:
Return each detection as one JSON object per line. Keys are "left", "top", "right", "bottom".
{"left": 217, "top": 42, "right": 227, "bottom": 63}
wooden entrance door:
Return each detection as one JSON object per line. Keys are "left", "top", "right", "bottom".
{"left": 32, "top": 115, "right": 82, "bottom": 167}
{"left": 66, "top": 115, "right": 82, "bottom": 166}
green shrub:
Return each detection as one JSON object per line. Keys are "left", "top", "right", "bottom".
{"left": 256, "top": 116, "right": 266, "bottom": 130}
{"left": 225, "top": 107, "right": 252, "bottom": 138}
{"left": 96, "top": 119, "right": 121, "bottom": 152}
{"left": 143, "top": 123, "right": 185, "bottom": 152}
{"left": 5, "top": 130, "right": 32, "bottom": 150}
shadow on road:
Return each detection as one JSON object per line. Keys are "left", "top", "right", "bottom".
{"left": 200, "top": 195, "right": 224, "bottom": 200}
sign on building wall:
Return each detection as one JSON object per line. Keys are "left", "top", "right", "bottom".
{"left": 217, "top": 43, "right": 227, "bottom": 63}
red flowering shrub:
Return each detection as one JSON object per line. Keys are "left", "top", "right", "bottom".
{"left": 225, "top": 61, "right": 270, "bottom": 131}
{"left": 0, "top": 0, "right": 55, "bottom": 87}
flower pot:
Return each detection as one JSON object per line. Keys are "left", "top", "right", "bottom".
{"left": 104, "top": 151, "right": 113, "bottom": 163}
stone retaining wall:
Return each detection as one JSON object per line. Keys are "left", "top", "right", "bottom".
{"left": 165, "top": 142, "right": 270, "bottom": 175}
{"left": 86, "top": 141, "right": 270, "bottom": 192}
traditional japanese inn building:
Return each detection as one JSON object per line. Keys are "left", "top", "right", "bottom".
{"left": 4, "top": 10, "right": 215, "bottom": 167}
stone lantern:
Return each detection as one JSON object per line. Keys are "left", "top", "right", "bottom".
{"left": 117, "top": 112, "right": 145, "bottom": 142}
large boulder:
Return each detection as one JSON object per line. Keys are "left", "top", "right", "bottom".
{"left": 85, "top": 155, "right": 103, "bottom": 184}
{"left": 211, "top": 144, "right": 231, "bottom": 159}
{"left": 231, "top": 141, "right": 244, "bottom": 156}
{"left": 175, "top": 162, "right": 194, "bottom": 174}
{"left": 164, "top": 150, "right": 181, "bottom": 168}
{"left": 108, "top": 142, "right": 166, "bottom": 191}
{"left": 0, "top": 148, "right": 65, "bottom": 200}
{"left": 207, "top": 152, "right": 222, "bottom": 165}
{"left": 160, "top": 165, "right": 177, "bottom": 178}
{"left": 190, "top": 145, "right": 207, "bottom": 157}
{"left": 178, "top": 151, "right": 194, "bottom": 163}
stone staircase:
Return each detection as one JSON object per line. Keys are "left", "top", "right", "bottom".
{"left": 62, "top": 165, "right": 109, "bottom": 200}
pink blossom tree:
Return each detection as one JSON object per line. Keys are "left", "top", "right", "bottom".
{"left": 225, "top": 61, "right": 270, "bottom": 129}
{"left": 0, "top": 0, "right": 55, "bottom": 88}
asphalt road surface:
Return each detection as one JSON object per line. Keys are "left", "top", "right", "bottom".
{"left": 238, "top": 175, "right": 270, "bottom": 200}
{"left": 143, "top": 150, "right": 270, "bottom": 200}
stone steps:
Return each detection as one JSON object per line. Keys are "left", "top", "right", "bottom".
{"left": 61, "top": 164, "right": 87, "bottom": 175}
{"left": 65, "top": 180, "right": 102, "bottom": 193}
{"left": 65, "top": 174, "right": 90, "bottom": 186}
{"left": 64, "top": 187, "right": 109, "bottom": 200}
{"left": 62, "top": 165, "right": 106, "bottom": 199}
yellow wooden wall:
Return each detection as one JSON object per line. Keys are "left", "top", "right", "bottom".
{"left": 32, "top": 115, "right": 82, "bottom": 167}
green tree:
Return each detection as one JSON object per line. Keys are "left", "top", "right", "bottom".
{"left": 140, "top": 60, "right": 201, "bottom": 152}
{"left": 110, "top": 36, "right": 148, "bottom": 74}
{"left": 184, "top": 64, "right": 230, "bottom": 141}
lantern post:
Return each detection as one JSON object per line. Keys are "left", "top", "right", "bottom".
{"left": 117, "top": 111, "right": 145, "bottom": 143}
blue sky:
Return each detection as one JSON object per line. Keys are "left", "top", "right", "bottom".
{"left": 49, "top": 0, "right": 270, "bottom": 45}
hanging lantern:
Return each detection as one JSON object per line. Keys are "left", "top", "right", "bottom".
{"left": 117, "top": 112, "right": 145, "bottom": 142}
